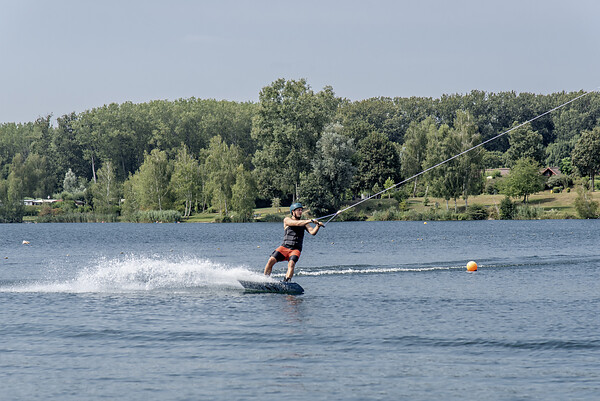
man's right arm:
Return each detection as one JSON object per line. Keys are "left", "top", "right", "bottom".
{"left": 283, "top": 217, "right": 311, "bottom": 227}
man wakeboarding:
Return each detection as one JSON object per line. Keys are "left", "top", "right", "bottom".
{"left": 263, "top": 202, "right": 324, "bottom": 282}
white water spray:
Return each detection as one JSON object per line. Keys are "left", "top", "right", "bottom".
{"left": 1, "top": 255, "right": 268, "bottom": 293}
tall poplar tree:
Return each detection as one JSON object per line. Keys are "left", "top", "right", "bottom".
{"left": 425, "top": 111, "right": 483, "bottom": 210}
{"left": 230, "top": 164, "right": 257, "bottom": 220}
{"left": 453, "top": 110, "right": 484, "bottom": 208}
{"left": 130, "top": 149, "right": 172, "bottom": 210}
{"left": 170, "top": 144, "right": 202, "bottom": 217}
{"left": 203, "top": 136, "right": 243, "bottom": 216}
{"left": 401, "top": 117, "right": 436, "bottom": 196}
{"left": 425, "top": 124, "right": 457, "bottom": 210}
{"left": 92, "top": 161, "right": 120, "bottom": 213}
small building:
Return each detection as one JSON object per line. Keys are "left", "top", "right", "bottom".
{"left": 23, "top": 199, "right": 41, "bottom": 206}
{"left": 540, "top": 167, "right": 561, "bottom": 177}
{"left": 23, "top": 198, "right": 60, "bottom": 206}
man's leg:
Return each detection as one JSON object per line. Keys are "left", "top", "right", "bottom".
{"left": 264, "top": 256, "right": 277, "bottom": 276}
{"left": 284, "top": 259, "right": 296, "bottom": 281}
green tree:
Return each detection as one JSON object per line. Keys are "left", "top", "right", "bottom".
{"left": 169, "top": 144, "right": 202, "bottom": 217}
{"left": 74, "top": 109, "right": 105, "bottom": 184}
{"left": 571, "top": 126, "right": 600, "bottom": 191}
{"left": 499, "top": 196, "right": 515, "bottom": 220}
{"left": 401, "top": 117, "right": 435, "bottom": 196}
{"left": 54, "top": 113, "right": 87, "bottom": 179}
{"left": 203, "top": 136, "right": 243, "bottom": 215}
{"left": 30, "top": 116, "right": 60, "bottom": 192}
{"left": 30, "top": 116, "right": 53, "bottom": 157}
{"left": 252, "top": 78, "right": 339, "bottom": 200}
{"left": 500, "top": 157, "right": 545, "bottom": 202}
{"left": 505, "top": 124, "right": 544, "bottom": 166}
{"left": 551, "top": 107, "right": 587, "bottom": 148}
{"left": 26, "top": 153, "right": 54, "bottom": 199}
{"left": 1, "top": 154, "right": 32, "bottom": 222}
{"left": 298, "top": 171, "right": 335, "bottom": 217}
{"left": 384, "top": 177, "right": 395, "bottom": 199}
{"left": 336, "top": 97, "right": 399, "bottom": 143}
{"left": 91, "top": 161, "right": 120, "bottom": 213}
{"left": 425, "top": 124, "right": 455, "bottom": 210}
{"left": 354, "top": 131, "right": 401, "bottom": 194}
{"left": 452, "top": 110, "right": 484, "bottom": 208}
{"left": 573, "top": 184, "right": 599, "bottom": 219}
{"left": 559, "top": 157, "right": 573, "bottom": 176}
{"left": 7, "top": 154, "right": 27, "bottom": 199}
{"left": 0, "top": 178, "right": 24, "bottom": 223}
{"left": 301, "top": 128, "right": 355, "bottom": 213}
{"left": 0, "top": 122, "right": 37, "bottom": 171}
{"left": 121, "top": 174, "right": 139, "bottom": 217}
{"left": 545, "top": 139, "right": 578, "bottom": 168}
{"left": 482, "top": 150, "right": 504, "bottom": 168}
{"left": 7, "top": 153, "right": 53, "bottom": 199}
{"left": 230, "top": 164, "right": 257, "bottom": 220}
{"left": 424, "top": 111, "right": 483, "bottom": 210}
{"left": 130, "top": 149, "right": 172, "bottom": 210}
{"left": 63, "top": 168, "right": 81, "bottom": 193}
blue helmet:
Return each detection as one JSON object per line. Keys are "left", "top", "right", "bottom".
{"left": 289, "top": 202, "right": 303, "bottom": 213}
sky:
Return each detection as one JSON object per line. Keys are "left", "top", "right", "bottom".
{"left": 1, "top": 0, "right": 599, "bottom": 124}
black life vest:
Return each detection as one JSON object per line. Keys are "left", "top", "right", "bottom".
{"left": 281, "top": 224, "right": 306, "bottom": 251}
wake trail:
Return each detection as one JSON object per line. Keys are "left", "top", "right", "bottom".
{"left": 297, "top": 265, "right": 463, "bottom": 277}
{"left": 0, "top": 255, "right": 268, "bottom": 293}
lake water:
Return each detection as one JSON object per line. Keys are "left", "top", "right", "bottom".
{"left": 1, "top": 220, "right": 599, "bottom": 400}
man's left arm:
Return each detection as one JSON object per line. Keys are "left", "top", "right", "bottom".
{"left": 306, "top": 219, "right": 324, "bottom": 235}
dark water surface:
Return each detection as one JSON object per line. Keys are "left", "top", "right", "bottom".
{"left": 1, "top": 220, "right": 599, "bottom": 400}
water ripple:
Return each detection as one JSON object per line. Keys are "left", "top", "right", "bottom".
{"left": 383, "top": 335, "right": 600, "bottom": 350}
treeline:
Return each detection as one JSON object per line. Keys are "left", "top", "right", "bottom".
{"left": 1, "top": 78, "right": 599, "bottom": 222}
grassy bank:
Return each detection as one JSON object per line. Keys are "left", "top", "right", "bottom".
{"left": 24, "top": 190, "right": 593, "bottom": 223}
{"left": 349, "top": 190, "right": 599, "bottom": 221}
{"left": 407, "top": 191, "right": 586, "bottom": 216}
{"left": 183, "top": 189, "right": 599, "bottom": 223}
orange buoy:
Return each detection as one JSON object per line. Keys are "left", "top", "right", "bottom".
{"left": 466, "top": 261, "right": 478, "bottom": 271}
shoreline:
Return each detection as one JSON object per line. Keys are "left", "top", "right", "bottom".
{"left": 17, "top": 189, "right": 599, "bottom": 223}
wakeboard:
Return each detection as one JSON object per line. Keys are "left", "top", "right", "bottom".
{"left": 238, "top": 280, "right": 304, "bottom": 295}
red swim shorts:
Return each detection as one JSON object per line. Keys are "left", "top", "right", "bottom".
{"left": 271, "top": 246, "right": 301, "bottom": 262}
